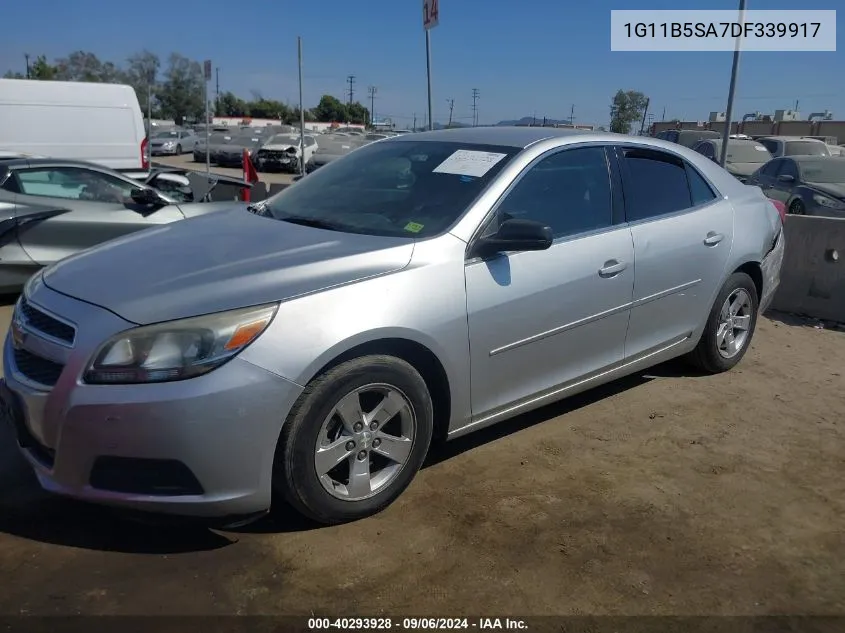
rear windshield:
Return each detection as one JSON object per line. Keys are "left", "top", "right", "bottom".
{"left": 725, "top": 143, "right": 772, "bottom": 163}
{"left": 262, "top": 140, "right": 520, "bottom": 238}
{"left": 784, "top": 141, "right": 830, "bottom": 157}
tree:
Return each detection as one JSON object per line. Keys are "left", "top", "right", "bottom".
{"left": 124, "top": 50, "right": 161, "bottom": 117}
{"left": 313, "top": 95, "right": 348, "bottom": 123}
{"left": 248, "top": 98, "right": 289, "bottom": 120}
{"left": 609, "top": 90, "right": 649, "bottom": 134}
{"left": 287, "top": 107, "right": 315, "bottom": 124}
{"left": 30, "top": 55, "right": 58, "bottom": 80}
{"left": 216, "top": 91, "right": 248, "bottom": 117}
{"left": 346, "top": 102, "right": 370, "bottom": 126}
{"left": 157, "top": 53, "right": 205, "bottom": 125}
{"left": 54, "top": 51, "right": 122, "bottom": 82}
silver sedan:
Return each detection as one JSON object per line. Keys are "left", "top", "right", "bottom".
{"left": 1, "top": 128, "right": 785, "bottom": 526}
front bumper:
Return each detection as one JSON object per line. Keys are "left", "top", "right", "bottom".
{"left": 151, "top": 146, "right": 179, "bottom": 156}
{"left": 1, "top": 280, "right": 303, "bottom": 518}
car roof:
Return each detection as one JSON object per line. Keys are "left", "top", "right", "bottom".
{"left": 387, "top": 126, "right": 624, "bottom": 149}
{"left": 708, "top": 138, "right": 766, "bottom": 147}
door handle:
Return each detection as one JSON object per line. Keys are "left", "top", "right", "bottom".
{"left": 703, "top": 232, "right": 724, "bottom": 246}
{"left": 598, "top": 260, "right": 627, "bottom": 277}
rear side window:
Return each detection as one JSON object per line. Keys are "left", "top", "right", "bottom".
{"left": 758, "top": 139, "right": 778, "bottom": 155}
{"left": 620, "top": 148, "right": 716, "bottom": 221}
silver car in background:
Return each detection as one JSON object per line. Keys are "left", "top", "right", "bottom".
{"left": 0, "top": 128, "right": 784, "bottom": 526}
{"left": 149, "top": 129, "right": 197, "bottom": 156}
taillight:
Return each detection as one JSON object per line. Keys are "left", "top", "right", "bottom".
{"left": 141, "top": 137, "right": 149, "bottom": 169}
{"left": 770, "top": 199, "right": 786, "bottom": 224}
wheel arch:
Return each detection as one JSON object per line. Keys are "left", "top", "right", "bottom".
{"left": 732, "top": 260, "right": 763, "bottom": 301}
{"left": 297, "top": 332, "right": 454, "bottom": 443}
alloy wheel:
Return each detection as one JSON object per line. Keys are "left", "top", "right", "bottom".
{"left": 716, "top": 288, "right": 753, "bottom": 359}
{"left": 314, "top": 383, "right": 416, "bottom": 501}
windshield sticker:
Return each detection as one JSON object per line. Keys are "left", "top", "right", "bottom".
{"left": 432, "top": 150, "right": 508, "bottom": 178}
{"left": 404, "top": 222, "right": 424, "bottom": 233}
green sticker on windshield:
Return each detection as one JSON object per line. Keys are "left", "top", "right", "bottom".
{"left": 404, "top": 222, "right": 424, "bottom": 233}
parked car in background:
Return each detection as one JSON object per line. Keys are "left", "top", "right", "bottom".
{"left": 0, "top": 128, "right": 784, "bottom": 527}
{"left": 0, "top": 158, "right": 247, "bottom": 291}
{"left": 254, "top": 133, "right": 318, "bottom": 173}
{"left": 149, "top": 129, "right": 198, "bottom": 156}
{"left": 756, "top": 136, "right": 831, "bottom": 158}
{"left": 691, "top": 138, "right": 773, "bottom": 182}
{"left": 214, "top": 133, "right": 265, "bottom": 167}
{"left": 193, "top": 132, "right": 233, "bottom": 162}
{"left": 825, "top": 145, "right": 844, "bottom": 157}
{"left": 655, "top": 129, "right": 722, "bottom": 148}
{"left": 0, "top": 78, "right": 148, "bottom": 177}
{"left": 305, "top": 134, "right": 369, "bottom": 172}
{"left": 747, "top": 156, "right": 845, "bottom": 217}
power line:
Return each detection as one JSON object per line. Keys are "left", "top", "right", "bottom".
{"left": 346, "top": 75, "right": 356, "bottom": 105}
{"left": 471, "top": 88, "right": 480, "bottom": 127}
{"left": 368, "top": 86, "right": 377, "bottom": 126}
{"left": 446, "top": 98, "right": 455, "bottom": 128}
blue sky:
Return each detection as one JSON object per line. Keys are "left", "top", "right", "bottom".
{"left": 1, "top": 0, "right": 842, "bottom": 127}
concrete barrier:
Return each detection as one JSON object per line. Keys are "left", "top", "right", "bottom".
{"left": 769, "top": 215, "right": 845, "bottom": 323}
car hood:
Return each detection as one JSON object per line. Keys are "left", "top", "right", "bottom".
{"left": 726, "top": 162, "right": 764, "bottom": 177}
{"left": 259, "top": 144, "right": 300, "bottom": 153}
{"left": 42, "top": 208, "right": 415, "bottom": 325}
{"left": 806, "top": 182, "right": 845, "bottom": 199}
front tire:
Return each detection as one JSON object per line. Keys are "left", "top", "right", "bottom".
{"left": 176, "top": 144, "right": 182, "bottom": 154}
{"left": 688, "top": 272, "right": 759, "bottom": 374}
{"left": 274, "top": 355, "right": 434, "bottom": 525}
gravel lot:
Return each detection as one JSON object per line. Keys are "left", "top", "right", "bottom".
{"left": 0, "top": 299, "right": 843, "bottom": 617}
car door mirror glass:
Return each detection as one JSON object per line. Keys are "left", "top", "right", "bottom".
{"left": 474, "top": 219, "right": 553, "bottom": 258}
{"left": 131, "top": 187, "right": 164, "bottom": 205}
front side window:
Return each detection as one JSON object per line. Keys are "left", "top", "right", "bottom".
{"left": 777, "top": 160, "right": 799, "bottom": 180}
{"left": 758, "top": 139, "right": 779, "bottom": 155}
{"left": 15, "top": 167, "right": 140, "bottom": 203}
{"left": 495, "top": 147, "right": 613, "bottom": 239}
{"left": 262, "top": 140, "right": 520, "bottom": 238}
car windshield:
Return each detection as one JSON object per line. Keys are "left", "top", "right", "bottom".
{"left": 725, "top": 143, "right": 771, "bottom": 163}
{"left": 784, "top": 141, "right": 829, "bottom": 157}
{"left": 153, "top": 130, "right": 179, "bottom": 138}
{"left": 800, "top": 160, "right": 845, "bottom": 183}
{"left": 268, "top": 134, "right": 301, "bottom": 145}
{"left": 261, "top": 140, "right": 520, "bottom": 238}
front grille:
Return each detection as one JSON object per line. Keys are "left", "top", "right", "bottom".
{"left": 19, "top": 298, "right": 75, "bottom": 344}
{"left": 13, "top": 348, "right": 64, "bottom": 386}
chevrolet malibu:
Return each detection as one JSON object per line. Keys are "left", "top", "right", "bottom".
{"left": 1, "top": 128, "right": 785, "bottom": 525}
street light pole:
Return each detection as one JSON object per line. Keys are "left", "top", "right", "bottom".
{"left": 720, "top": 0, "right": 747, "bottom": 167}
{"left": 298, "top": 36, "right": 306, "bottom": 177}
{"left": 425, "top": 29, "right": 433, "bottom": 131}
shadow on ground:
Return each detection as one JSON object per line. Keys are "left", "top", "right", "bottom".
{"left": 0, "top": 350, "right": 703, "bottom": 548}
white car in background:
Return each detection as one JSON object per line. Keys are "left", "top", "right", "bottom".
{"left": 253, "top": 133, "right": 318, "bottom": 173}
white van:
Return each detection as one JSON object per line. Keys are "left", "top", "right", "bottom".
{"left": 0, "top": 78, "right": 148, "bottom": 176}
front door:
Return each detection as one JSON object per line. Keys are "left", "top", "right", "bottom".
{"left": 615, "top": 146, "right": 735, "bottom": 358}
{"left": 465, "top": 145, "right": 634, "bottom": 419}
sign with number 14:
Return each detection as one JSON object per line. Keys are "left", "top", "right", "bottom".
{"left": 423, "top": 0, "right": 439, "bottom": 30}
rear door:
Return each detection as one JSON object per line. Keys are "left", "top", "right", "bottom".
{"left": 8, "top": 165, "right": 183, "bottom": 265}
{"left": 615, "top": 146, "right": 734, "bottom": 359}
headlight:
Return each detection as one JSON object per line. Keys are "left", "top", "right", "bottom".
{"left": 812, "top": 194, "right": 845, "bottom": 210}
{"left": 84, "top": 303, "right": 278, "bottom": 384}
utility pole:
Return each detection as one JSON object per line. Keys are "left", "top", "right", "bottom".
{"left": 446, "top": 99, "right": 455, "bottom": 128}
{"left": 413, "top": 113, "right": 417, "bottom": 131}
{"left": 471, "top": 88, "right": 480, "bottom": 127}
{"left": 24, "top": 54, "right": 30, "bottom": 79}
{"left": 215, "top": 67, "right": 220, "bottom": 114}
{"left": 570, "top": 104, "right": 575, "bottom": 126}
{"left": 346, "top": 75, "right": 356, "bottom": 106}
{"left": 719, "top": 0, "right": 747, "bottom": 167}
{"left": 661, "top": 106, "right": 666, "bottom": 121}
{"left": 298, "top": 37, "right": 306, "bottom": 176}
{"left": 368, "top": 86, "right": 377, "bottom": 128}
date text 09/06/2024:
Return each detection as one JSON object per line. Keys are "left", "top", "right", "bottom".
{"left": 307, "top": 618, "right": 528, "bottom": 630}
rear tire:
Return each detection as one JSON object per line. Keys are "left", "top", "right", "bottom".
{"left": 274, "top": 355, "right": 434, "bottom": 525}
{"left": 176, "top": 144, "right": 182, "bottom": 154}
{"left": 789, "top": 199, "right": 805, "bottom": 215}
{"left": 687, "top": 272, "right": 759, "bottom": 374}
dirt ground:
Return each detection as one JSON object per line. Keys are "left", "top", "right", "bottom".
{"left": 0, "top": 303, "right": 843, "bottom": 617}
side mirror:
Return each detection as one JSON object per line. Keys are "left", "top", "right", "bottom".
{"left": 131, "top": 187, "right": 164, "bottom": 205}
{"left": 474, "top": 218, "right": 553, "bottom": 258}
{"left": 777, "top": 174, "right": 795, "bottom": 183}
